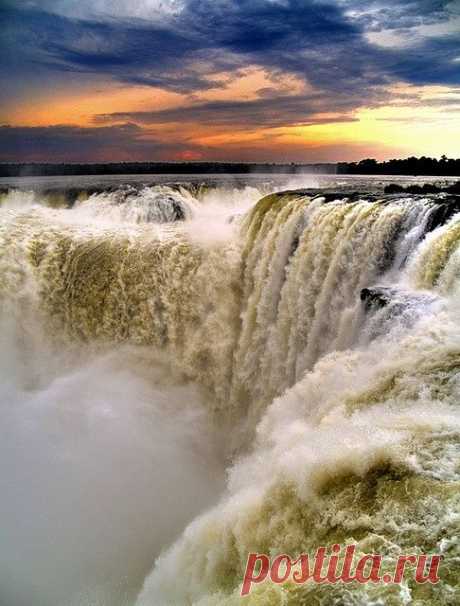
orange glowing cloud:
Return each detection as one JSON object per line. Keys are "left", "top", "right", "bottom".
{"left": 2, "top": 82, "right": 184, "bottom": 127}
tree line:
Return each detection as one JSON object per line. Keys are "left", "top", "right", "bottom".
{"left": 0, "top": 156, "right": 459, "bottom": 178}
{"left": 337, "top": 155, "right": 460, "bottom": 176}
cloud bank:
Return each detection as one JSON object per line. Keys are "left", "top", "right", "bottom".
{"left": 1, "top": 0, "right": 459, "bottom": 161}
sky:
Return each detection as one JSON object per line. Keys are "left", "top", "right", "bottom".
{"left": 0, "top": 0, "right": 459, "bottom": 163}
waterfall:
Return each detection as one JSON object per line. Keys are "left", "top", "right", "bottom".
{"left": 136, "top": 195, "right": 460, "bottom": 606}
{"left": 0, "top": 183, "right": 459, "bottom": 605}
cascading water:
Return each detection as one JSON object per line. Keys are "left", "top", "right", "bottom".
{"left": 0, "top": 178, "right": 459, "bottom": 605}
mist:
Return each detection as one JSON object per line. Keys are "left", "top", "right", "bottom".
{"left": 0, "top": 315, "right": 225, "bottom": 606}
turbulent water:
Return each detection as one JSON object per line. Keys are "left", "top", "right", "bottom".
{"left": 0, "top": 176, "right": 459, "bottom": 606}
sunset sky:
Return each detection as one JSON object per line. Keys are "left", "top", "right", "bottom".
{"left": 1, "top": 0, "right": 459, "bottom": 162}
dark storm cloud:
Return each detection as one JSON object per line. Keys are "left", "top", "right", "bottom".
{"left": 342, "top": 0, "right": 457, "bottom": 31}
{"left": 0, "top": 124, "right": 192, "bottom": 162}
{"left": 95, "top": 93, "right": 361, "bottom": 129}
{"left": 385, "top": 36, "right": 460, "bottom": 86}
{"left": 0, "top": 3, "right": 214, "bottom": 94}
{"left": 2, "top": 0, "right": 459, "bottom": 98}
